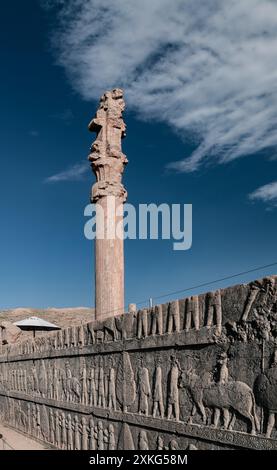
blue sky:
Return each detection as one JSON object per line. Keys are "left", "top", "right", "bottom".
{"left": 0, "top": 0, "right": 276, "bottom": 309}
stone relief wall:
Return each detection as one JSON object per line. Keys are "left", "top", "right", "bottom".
{"left": 0, "top": 275, "right": 276, "bottom": 450}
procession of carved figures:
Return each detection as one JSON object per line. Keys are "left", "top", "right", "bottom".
{"left": 1, "top": 276, "right": 276, "bottom": 360}
{"left": 0, "top": 396, "right": 201, "bottom": 450}
{"left": 0, "top": 398, "right": 115, "bottom": 450}
{"left": 0, "top": 290, "right": 224, "bottom": 358}
{"left": 0, "top": 277, "right": 276, "bottom": 448}
{"left": 1, "top": 344, "right": 277, "bottom": 439}
{"left": 0, "top": 357, "right": 117, "bottom": 410}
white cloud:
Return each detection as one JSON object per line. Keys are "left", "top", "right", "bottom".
{"left": 45, "top": 0, "right": 277, "bottom": 172}
{"left": 249, "top": 181, "right": 277, "bottom": 207}
{"left": 44, "top": 161, "right": 88, "bottom": 183}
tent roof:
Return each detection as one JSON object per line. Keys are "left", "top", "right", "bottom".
{"left": 14, "top": 316, "right": 60, "bottom": 329}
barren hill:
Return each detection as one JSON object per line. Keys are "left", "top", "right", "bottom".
{"left": 0, "top": 307, "right": 95, "bottom": 329}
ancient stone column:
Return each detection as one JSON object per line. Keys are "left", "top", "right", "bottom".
{"left": 88, "top": 89, "right": 128, "bottom": 320}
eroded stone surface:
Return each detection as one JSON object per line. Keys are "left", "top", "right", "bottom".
{"left": 88, "top": 89, "right": 127, "bottom": 320}
{"left": 0, "top": 276, "right": 277, "bottom": 449}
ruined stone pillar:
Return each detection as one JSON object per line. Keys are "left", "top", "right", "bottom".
{"left": 88, "top": 89, "right": 128, "bottom": 320}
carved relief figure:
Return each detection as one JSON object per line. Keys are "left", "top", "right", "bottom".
{"left": 206, "top": 290, "right": 222, "bottom": 333}
{"left": 64, "top": 327, "right": 70, "bottom": 349}
{"left": 49, "top": 409, "right": 55, "bottom": 444}
{"left": 71, "top": 326, "right": 77, "bottom": 348}
{"left": 179, "top": 367, "right": 258, "bottom": 435}
{"left": 89, "top": 367, "right": 97, "bottom": 406}
{"left": 167, "top": 356, "right": 181, "bottom": 421}
{"left": 55, "top": 411, "right": 61, "bottom": 448}
{"left": 32, "top": 366, "right": 39, "bottom": 395}
{"left": 97, "top": 420, "right": 104, "bottom": 450}
{"left": 87, "top": 322, "right": 95, "bottom": 345}
{"left": 66, "top": 414, "right": 74, "bottom": 450}
{"left": 64, "top": 361, "right": 81, "bottom": 403}
{"left": 98, "top": 359, "right": 106, "bottom": 408}
{"left": 185, "top": 296, "right": 200, "bottom": 331}
{"left": 151, "top": 305, "right": 163, "bottom": 336}
{"left": 39, "top": 360, "right": 48, "bottom": 398}
{"left": 60, "top": 411, "right": 67, "bottom": 450}
{"left": 89, "top": 417, "right": 96, "bottom": 450}
{"left": 108, "top": 361, "right": 117, "bottom": 410}
{"left": 81, "top": 361, "right": 88, "bottom": 405}
{"left": 36, "top": 404, "right": 42, "bottom": 439}
{"left": 153, "top": 360, "right": 164, "bottom": 418}
{"left": 169, "top": 439, "right": 179, "bottom": 450}
{"left": 167, "top": 301, "right": 180, "bottom": 334}
{"left": 74, "top": 415, "right": 81, "bottom": 450}
{"left": 107, "top": 424, "right": 116, "bottom": 450}
{"left": 81, "top": 416, "right": 88, "bottom": 450}
{"left": 138, "top": 365, "right": 151, "bottom": 416}
{"left": 255, "top": 348, "right": 277, "bottom": 438}
{"left": 137, "top": 309, "right": 148, "bottom": 339}
{"left": 138, "top": 430, "right": 149, "bottom": 450}
{"left": 78, "top": 325, "right": 85, "bottom": 348}
{"left": 157, "top": 436, "right": 164, "bottom": 450}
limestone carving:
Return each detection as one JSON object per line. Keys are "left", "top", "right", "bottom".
{"left": 87, "top": 322, "right": 95, "bottom": 344}
{"left": 179, "top": 367, "right": 258, "bottom": 434}
{"left": 55, "top": 411, "right": 61, "bottom": 448}
{"left": 167, "top": 301, "right": 180, "bottom": 334}
{"left": 96, "top": 420, "right": 104, "bottom": 450}
{"left": 78, "top": 325, "right": 85, "bottom": 348}
{"left": 98, "top": 358, "right": 106, "bottom": 408}
{"left": 88, "top": 89, "right": 127, "bottom": 202}
{"left": 81, "top": 416, "right": 88, "bottom": 450}
{"left": 167, "top": 356, "right": 181, "bottom": 421}
{"left": 49, "top": 409, "right": 55, "bottom": 444}
{"left": 108, "top": 362, "right": 117, "bottom": 410}
{"left": 60, "top": 411, "right": 67, "bottom": 449}
{"left": 185, "top": 296, "right": 200, "bottom": 331}
{"left": 153, "top": 360, "right": 164, "bottom": 418}
{"left": 66, "top": 414, "right": 74, "bottom": 450}
{"left": 157, "top": 436, "right": 164, "bottom": 450}
{"left": 151, "top": 305, "right": 163, "bottom": 336}
{"left": 81, "top": 361, "right": 88, "bottom": 405}
{"left": 89, "top": 366, "right": 97, "bottom": 406}
{"left": 106, "top": 423, "right": 116, "bottom": 450}
{"left": 137, "top": 365, "right": 151, "bottom": 416}
{"left": 89, "top": 417, "right": 96, "bottom": 450}
{"left": 74, "top": 415, "right": 81, "bottom": 450}
{"left": 206, "top": 290, "right": 222, "bottom": 332}
{"left": 1, "top": 275, "right": 277, "bottom": 450}
{"left": 138, "top": 430, "right": 149, "bottom": 450}
{"left": 255, "top": 348, "right": 277, "bottom": 438}
{"left": 137, "top": 309, "right": 148, "bottom": 339}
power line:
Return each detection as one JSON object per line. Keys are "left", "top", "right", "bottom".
{"left": 148, "top": 261, "right": 277, "bottom": 303}
{"left": 96, "top": 261, "right": 277, "bottom": 317}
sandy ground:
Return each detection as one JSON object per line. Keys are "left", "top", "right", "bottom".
{"left": 0, "top": 423, "right": 49, "bottom": 450}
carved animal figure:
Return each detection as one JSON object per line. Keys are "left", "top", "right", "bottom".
{"left": 62, "top": 376, "right": 81, "bottom": 403}
{"left": 179, "top": 369, "right": 258, "bottom": 435}
{"left": 90, "top": 314, "right": 133, "bottom": 343}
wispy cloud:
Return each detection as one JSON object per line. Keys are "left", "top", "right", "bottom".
{"left": 44, "top": 161, "right": 89, "bottom": 183}
{"left": 50, "top": 108, "right": 74, "bottom": 122}
{"left": 44, "top": 0, "right": 277, "bottom": 172}
{"left": 249, "top": 181, "right": 277, "bottom": 207}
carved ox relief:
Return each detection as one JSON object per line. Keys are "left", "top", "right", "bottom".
{"left": 179, "top": 368, "right": 259, "bottom": 435}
